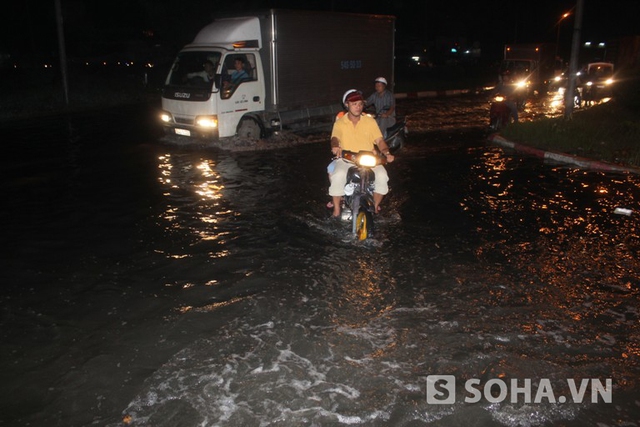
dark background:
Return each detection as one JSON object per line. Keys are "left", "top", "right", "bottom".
{"left": 2, "top": 0, "right": 638, "bottom": 64}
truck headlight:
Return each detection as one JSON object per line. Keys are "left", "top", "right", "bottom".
{"left": 160, "top": 111, "right": 173, "bottom": 123}
{"left": 196, "top": 115, "right": 218, "bottom": 128}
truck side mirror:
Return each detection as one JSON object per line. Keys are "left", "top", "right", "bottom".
{"left": 214, "top": 74, "right": 222, "bottom": 89}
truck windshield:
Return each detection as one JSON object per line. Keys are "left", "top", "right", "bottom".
{"left": 500, "top": 60, "right": 532, "bottom": 77}
{"left": 165, "top": 51, "right": 222, "bottom": 89}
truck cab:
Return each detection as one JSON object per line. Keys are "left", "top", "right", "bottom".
{"left": 159, "top": 11, "right": 395, "bottom": 141}
{"left": 160, "top": 17, "right": 266, "bottom": 139}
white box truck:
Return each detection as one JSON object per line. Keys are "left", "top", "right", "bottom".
{"left": 159, "top": 9, "right": 395, "bottom": 140}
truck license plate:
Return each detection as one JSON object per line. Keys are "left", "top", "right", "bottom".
{"left": 175, "top": 128, "right": 191, "bottom": 136}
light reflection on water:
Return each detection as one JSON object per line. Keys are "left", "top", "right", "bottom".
{"left": 113, "top": 137, "right": 640, "bottom": 426}
{"left": 156, "top": 151, "right": 237, "bottom": 257}
{"left": 465, "top": 148, "right": 640, "bottom": 377}
{"left": 4, "top": 100, "right": 640, "bottom": 427}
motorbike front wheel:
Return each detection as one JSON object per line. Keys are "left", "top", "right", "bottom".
{"left": 355, "top": 210, "right": 373, "bottom": 240}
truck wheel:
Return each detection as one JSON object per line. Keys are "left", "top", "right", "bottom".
{"left": 237, "top": 117, "right": 262, "bottom": 140}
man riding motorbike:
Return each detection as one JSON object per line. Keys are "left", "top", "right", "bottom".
{"left": 328, "top": 90, "right": 395, "bottom": 219}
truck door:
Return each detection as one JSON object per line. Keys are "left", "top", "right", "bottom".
{"left": 217, "top": 53, "right": 264, "bottom": 138}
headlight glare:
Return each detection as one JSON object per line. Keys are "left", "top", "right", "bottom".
{"left": 160, "top": 112, "right": 172, "bottom": 123}
{"left": 358, "top": 154, "right": 377, "bottom": 167}
{"left": 196, "top": 116, "right": 218, "bottom": 128}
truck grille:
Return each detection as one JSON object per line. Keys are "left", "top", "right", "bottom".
{"left": 175, "top": 117, "right": 193, "bottom": 125}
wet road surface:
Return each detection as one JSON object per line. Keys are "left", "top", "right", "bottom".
{"left": 1, "top": 94, "right": 638, "bottom": 426}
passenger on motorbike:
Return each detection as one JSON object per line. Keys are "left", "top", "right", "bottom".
{"left": 366, "top": 76, "right": 396, "bottom": 134}
{"left": 328, "top": 90, "right": 395, "bottom": 219}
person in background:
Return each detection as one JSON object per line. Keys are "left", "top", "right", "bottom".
{"left": 494, "top": 74, "right": 519, "bottom": 123}
{"left": 365, "top": 77, "right": 396, "bottom": 134}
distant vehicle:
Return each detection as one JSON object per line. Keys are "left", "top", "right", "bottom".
{"left": 499, "top": 43, "right": 562, "bottom": 95}
{"left": 584, "top": 62, "right": 614, "bottom": 90}
{"left": 159, "top": 9, "right": 395, "bottom": 140}
{"left": 577, "top": 62, "right": 615, "bottom": 104}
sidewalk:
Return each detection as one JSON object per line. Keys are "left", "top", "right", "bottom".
{"left": 487, "top": 133, "right": 640, "bottom": 175}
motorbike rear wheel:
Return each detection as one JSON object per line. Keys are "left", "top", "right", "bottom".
{"left": 355, "top": 210, "right": 373, "bottom": 240}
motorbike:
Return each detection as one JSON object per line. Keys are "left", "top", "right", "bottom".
{"left": 333, "top": 118, "right": 405, "bottom": 240}
{"left": 489, "top": 95, "right": 512, "bottom": 131}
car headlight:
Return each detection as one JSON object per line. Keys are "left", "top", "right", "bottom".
{"left": 358, "top": 153, "right": 377, "bottom": 167}
{"left": 605, "top": 78, "right": 613, "bottom": 85}
{"left": 195, "top": 115, "right": 218, "bottom": 128}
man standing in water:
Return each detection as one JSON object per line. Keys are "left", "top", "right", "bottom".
{"left": 328, "top": 90, "right": 395, "bottom": 219}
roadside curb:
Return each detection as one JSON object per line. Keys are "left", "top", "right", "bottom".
{"left": 487, "top": 133, "right": 640, "bottom": 175}
{"left": 395, "top": 88, "right": 474, "bottom": 99}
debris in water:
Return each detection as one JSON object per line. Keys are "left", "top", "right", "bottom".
{"left": 613, "top": 207, "right": 633, "bottom": 216}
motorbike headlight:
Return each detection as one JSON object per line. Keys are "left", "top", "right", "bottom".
{"left": 493, "top": 95, "right": 505, "bottom": 102}
{"left": 515, "top": 80, "right": 528, "bottom": 88}
{"left": 586, "top": 81, "right": 593, "bottom": 86}
{"left": 358, "top": 153, "right": 377, "bottom": 167}
{"left": 195, "top": 115, "right": 218, "bottom": 128}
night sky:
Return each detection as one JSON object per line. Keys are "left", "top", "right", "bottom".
{"left": 2, "top": 0, "right": 638, "bottom": 61}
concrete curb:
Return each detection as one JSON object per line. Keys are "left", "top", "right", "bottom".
{"left": 395, "top": 88, "right": 475, "bottom": 99}
{"left": 487, "top": 133, "right": 640, "bottom": 175}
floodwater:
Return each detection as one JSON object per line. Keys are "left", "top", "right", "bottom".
{"left": 1, "top": 94, "right": 639, "bottom": 427}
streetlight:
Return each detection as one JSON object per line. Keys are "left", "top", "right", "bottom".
{"left": 556, "top": 12, "right": 572, "bottom": 58}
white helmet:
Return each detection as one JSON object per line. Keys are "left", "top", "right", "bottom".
{"left": 342, "top": 89, "right": 359, "bottom": 105}
{"left": 374, "top": 77, "right": 388, "bottom": 85}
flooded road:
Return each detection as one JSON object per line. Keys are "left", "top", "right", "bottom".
{"left": 1, "top": 95, "right": 639, "bottom": 427}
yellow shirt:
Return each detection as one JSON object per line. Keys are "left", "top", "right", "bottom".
{"left": 331, "top": 113, "right": 383, "bottom": 152}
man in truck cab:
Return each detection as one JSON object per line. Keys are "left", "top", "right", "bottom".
{"left": 328, "top": 90, "right": 395, "bottom": 219}
{"left": 223, "top": 57, "right": 250, "bottom": 88}
{"left": 186, "top": 60, "right": 216, "bottom": 85}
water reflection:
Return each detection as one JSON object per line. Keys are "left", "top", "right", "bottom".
{"left": 156, "top": 152, "right": 233, "bottom": 257}
{"left": 465, "top": 147, "right": 640, "bottom": 312}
